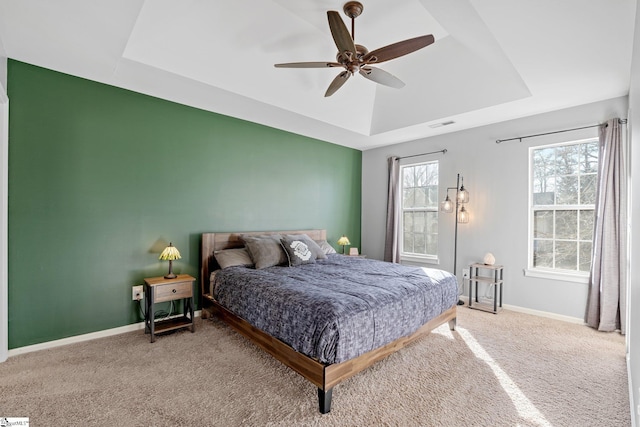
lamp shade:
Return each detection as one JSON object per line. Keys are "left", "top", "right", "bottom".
{"left": 159, "top": 242, "right": 181, "bottom": 261}
{"left": 457, "top": 185, "right": 469, "bottom": 203}
{"left": 457, "top": 206, "right": 469, "bottom": 223}
{"left": 440, "top": 195, "right": 454, "bottom": 213}
{"left": 337, "top": 236, "right": 350, "bottom": 246}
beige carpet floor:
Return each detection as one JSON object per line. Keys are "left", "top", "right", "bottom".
{"left": 0, "top": 308, "right": 629, "bottom": 426}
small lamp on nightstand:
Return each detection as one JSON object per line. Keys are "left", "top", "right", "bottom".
{"left": 337, "top": 235, "right": 350, "bottom": 254}
{"left": 159, "top": 242, "right": 181, "bottom": 279}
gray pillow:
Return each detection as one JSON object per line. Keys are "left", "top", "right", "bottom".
{"left": 282, "top": 234, "right": 326, "bottom": 260}
{"left": 280, "top": 236, "right": 317, "bottom": 266}
{"left": 241, "top": 234, "right": 287, "bottom": 269}
{"left": 214, "top": 248, "right": 254, "bottom": 269}
{"left": 315, "top": 239, "right": 337, "bottom": 255}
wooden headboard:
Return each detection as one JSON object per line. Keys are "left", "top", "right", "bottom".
{"left": 200, "top": 229, "right": 327, "bottom": 297}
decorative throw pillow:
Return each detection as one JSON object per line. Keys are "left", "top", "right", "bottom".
{"left": 282, "top": 234, "right": 326, "bottom": 260}
{"left": 280, "top": 236, "right": 318, "bottom": 266}
{"left": 315, "top": 239, "right": 337, "bottom": 255}
{"left": 214, "top": 248, "right": 254, "bottom": 269}
{"left": 241, "top": 234, "right": 288, "bottom": 269}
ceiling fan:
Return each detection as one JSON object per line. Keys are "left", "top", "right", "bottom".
{"left": 274, "top": 1, "right": 435, "bottom": 97}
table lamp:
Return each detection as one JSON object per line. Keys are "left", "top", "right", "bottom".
{"left": 337, "top": 235, "right": 350, "bottom": 254}
{"left": 159, "top": 242, "right": 181, "bottom": 279}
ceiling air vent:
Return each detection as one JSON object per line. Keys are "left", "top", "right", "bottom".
{"left": 429, "top": 121, "right": 455, "bottom": 128}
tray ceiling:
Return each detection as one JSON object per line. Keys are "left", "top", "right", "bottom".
{"left": 0, "top": 0, "right": 636, "bottom": 150}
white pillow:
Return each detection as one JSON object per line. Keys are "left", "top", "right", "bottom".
{"left": 315, "top": 239, "right": 337, "bottom": 255}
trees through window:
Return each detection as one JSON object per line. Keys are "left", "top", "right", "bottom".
{"left": 530, "top": 139, "right": 598, "bottom": 273}
{"left": 401, "top": 161, "right": 439, "bottom": 259}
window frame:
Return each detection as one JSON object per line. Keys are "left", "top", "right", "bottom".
{"left": 399, "top": 159, "right": 439, "bottom": 264}
{"left": 526, "top": 138, "right": 598, "bottom": 282}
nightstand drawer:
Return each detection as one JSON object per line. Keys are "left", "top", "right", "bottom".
{"left": 154, "top": 281, "right": 192, "bottom": 303}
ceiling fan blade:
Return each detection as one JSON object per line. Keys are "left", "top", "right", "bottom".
{"left": 359, "top": 67, "right": 405, "bottom": 89}
{"left": 362, "top": 35, "right": 435, "bottom": 64}
{"left": 274, "top": 62, "right": 343, "bottom": 68}
{"left": 325, "top": 71, "right": 351, "bottom": 97}
{"left": 327, "top": 11, "right": 357, "bottom": 57}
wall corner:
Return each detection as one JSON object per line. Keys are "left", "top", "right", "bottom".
{"left": 0, "top": 67, "right": 7, "bottom": 363}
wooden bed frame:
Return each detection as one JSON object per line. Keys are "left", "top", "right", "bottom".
{"left": 200, "top": 229, "right": 457, "bottom": 413}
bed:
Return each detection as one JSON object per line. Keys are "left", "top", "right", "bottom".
{"left": 200, "top": 229, "right": 458, "bottom": 413}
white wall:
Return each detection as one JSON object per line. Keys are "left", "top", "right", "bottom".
{"left": 0, "top": 37, "right": 5, "bottom": 90}
{"left": 627, "top": 1, "right": 640, "bottom": 423}
{"left": 0, "top": 61, "right": 5, "bottom": 91}
{"left": 362, "top": 96, "right": 628, "bottom": 320}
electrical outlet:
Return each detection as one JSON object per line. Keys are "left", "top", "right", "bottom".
{"left": 132, "top": 285, "right": 144, "bottom": 301}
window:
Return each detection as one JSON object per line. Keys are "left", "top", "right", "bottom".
{"left": 401, "top": 161, "right": 439, "bottom": 259}
{"left": 529, "top": 139, "right": 598, "bottom": 275}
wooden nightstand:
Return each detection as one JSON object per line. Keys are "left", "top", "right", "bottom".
{"left": 144, "top": 274, "right": 195, "bottom": 343}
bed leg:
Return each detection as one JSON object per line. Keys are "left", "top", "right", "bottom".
{"left": 448, "top": 317, "right": 457, "bottom": 331}
{"left": 318, "top": 387, "right": 333, "bottom": 414}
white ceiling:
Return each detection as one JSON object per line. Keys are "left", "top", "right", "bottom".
{"left": 0, "top": 0, "right": 636, "bottom": 150}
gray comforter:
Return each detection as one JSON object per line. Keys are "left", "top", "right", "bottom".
{"left": 212, "top": 254, "right": 458, "bottom": 364}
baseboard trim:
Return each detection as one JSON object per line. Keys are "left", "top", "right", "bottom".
{"left": 459, "top": 296, "right": 584, "bottom": 324}
{"left": 501, "top": 303, "right": 585, "bottom": 324}
{"left": 7, "top": 310, "right": 202, "bottom": 358}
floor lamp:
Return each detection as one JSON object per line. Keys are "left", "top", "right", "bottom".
{"left": 441, "top": 173, "right": 469, "bottom": 305}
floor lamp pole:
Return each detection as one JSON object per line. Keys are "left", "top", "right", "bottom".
{"left": 453, "top": 173, "right": 460, "bottom": 279}
{"left": 453, "top": 174, "right": 464, "bottom": 305}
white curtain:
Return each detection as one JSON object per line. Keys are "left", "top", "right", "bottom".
{"left": 585, "top": 118, "right": 627, "bottom": 333}
{"left": 384, "top": 156, "right": 400, "bottom": 263}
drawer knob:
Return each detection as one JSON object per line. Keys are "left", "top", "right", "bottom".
{"left": 172, "top": 289, "right": 177, "bottom": 293}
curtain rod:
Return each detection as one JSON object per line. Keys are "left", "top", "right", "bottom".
{"left": 399, "top": 149, "right": 447, "bottom": 160}
{"left": 495, "top": 118, "right": 627, "bottom": 144}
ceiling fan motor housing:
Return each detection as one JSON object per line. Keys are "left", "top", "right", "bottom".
{"left": 335, "top": 44, "right": 369, "bottom": 71}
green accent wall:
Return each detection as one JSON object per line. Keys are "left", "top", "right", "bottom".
{"left": 7, "top": 60, "right": 361, "bottom": 349}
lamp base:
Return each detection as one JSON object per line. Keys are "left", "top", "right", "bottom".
{"left": 164, "top": 260, "right": 177, "bottom": 279}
